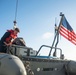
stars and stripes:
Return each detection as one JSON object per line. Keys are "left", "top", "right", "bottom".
{"left": 59, "top": 16, "right": 76, "bottom": 45}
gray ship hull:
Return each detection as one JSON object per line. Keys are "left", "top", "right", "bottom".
{"left": 22, "top": 56, "right": 76, "bottom": 75}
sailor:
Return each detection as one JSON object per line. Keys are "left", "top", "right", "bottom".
{"left": 0, "top": 28, "right": 20, "bottom": 53}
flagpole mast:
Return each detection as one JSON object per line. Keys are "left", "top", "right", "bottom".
{"left": 54, "top": 13, "right": 64, "bottom": 56}
{"left": 53, "top": 26, "right": 59, "bottom": 56}
{"left": 58, "top": 12, "right": 64, "bottom": 30}
{"left": 48, "top": 12, "right": 64, "bottom": 57}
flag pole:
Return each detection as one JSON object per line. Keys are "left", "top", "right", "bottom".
{"left": 53, "top": 13, "right": 64, "bottom": 56}
{"left": 58, "top": 12, "right": 64, "bottom": 31}
{"left": 48, "top": 12, "right": 64, "bottom": 57}
{"left": 53, "top": 27, "right": 59, "bottom": 56}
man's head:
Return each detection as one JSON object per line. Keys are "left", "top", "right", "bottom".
{"left": 14, "top": 28, "right": 20, "bottom": 35}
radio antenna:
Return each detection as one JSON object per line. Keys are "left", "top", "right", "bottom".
{"left": 13, "top": 0, "right": 18, "bottom": 29}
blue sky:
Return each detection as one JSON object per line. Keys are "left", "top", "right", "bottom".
{"left": 0, "top": 0, "right": 76, "bottom": 60}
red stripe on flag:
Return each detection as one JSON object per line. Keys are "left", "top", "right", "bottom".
{"left": 60, "top": 25, "right": 76, "bottom": 38}
{"left": 60, "top": 30, "right": 76, "bottom": 44}
{"left": 59, "top": 31, "right": 76, "bottom": 45}
{"left": 60, "top": 26, "right": 76, "bottom": 42}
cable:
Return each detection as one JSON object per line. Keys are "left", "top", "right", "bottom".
{"left": 13, "top": 0, "right": 18, "bottom": 29}
{"left": 15, "top": 0, "right": 18, "bottom": 21}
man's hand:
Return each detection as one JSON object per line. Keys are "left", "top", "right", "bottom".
{"left": 4, "top": 42, "right": 12, "bottom": 46}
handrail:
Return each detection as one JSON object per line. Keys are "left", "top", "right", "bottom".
{"left": 35, "top": 45, "right": 62, "bottom": 58}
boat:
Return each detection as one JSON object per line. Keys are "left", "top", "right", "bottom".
{"left": 7, "top": 36, "right": 76, "bottom": 75}
{"left": 0, "top": 13, "right": 76, "bottom": 75}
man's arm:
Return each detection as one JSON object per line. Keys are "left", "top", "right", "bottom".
{"left": 1, "top": 32, "right": 10, "bottom": 45}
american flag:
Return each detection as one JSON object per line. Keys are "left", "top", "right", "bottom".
{"left": 59, "top": 16, "right": 76, "bottom": 45}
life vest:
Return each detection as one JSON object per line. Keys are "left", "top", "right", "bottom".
{"left": 5, "top": 29, "right": 17, "bottom": 43}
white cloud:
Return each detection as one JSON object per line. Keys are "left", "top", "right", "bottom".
{"left": 42, "top": 32, "right": 54, "bottom": 39}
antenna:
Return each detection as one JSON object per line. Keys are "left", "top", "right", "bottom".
{"left": 55, "top": 17, "right": 58, "bottom": 33}
{"left": 53, "top": 18, "right": 58, "bottom": 56}
{"left": 60, "top": 12, "right": 64, "bottom": 16}
{"left": 13, "top": 0, "right": 18, "bottom": 29}
{"left": 13, "top": 20, "right": 17, "bottom": 29}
